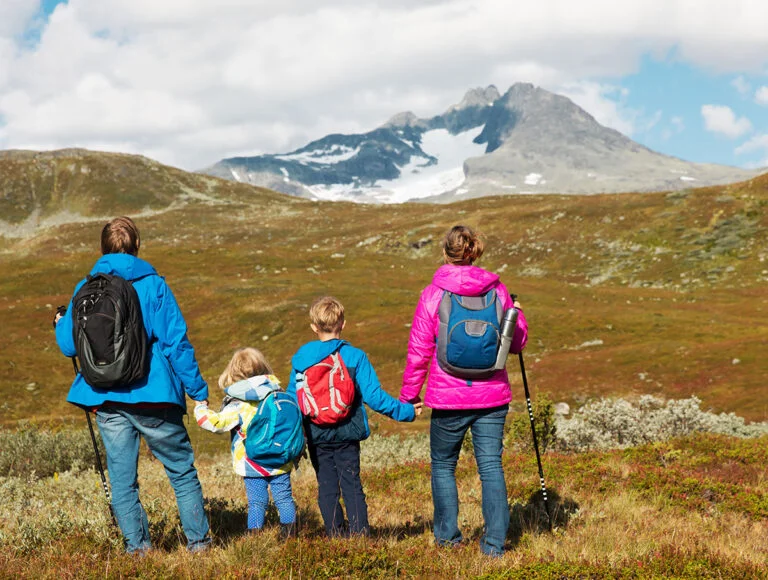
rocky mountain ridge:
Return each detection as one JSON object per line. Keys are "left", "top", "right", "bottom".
{"left": 203, "top": 83, "right": 760, "bottom": 203}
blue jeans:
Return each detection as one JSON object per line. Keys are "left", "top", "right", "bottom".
{"left": 95, "top": 406, "right": 211, "bottom": 553}
{"left": 244, "top": 473, "right": 296, "bottom": 529}
{"left": 430, "top": 405, "right": 509, "bottom": 556}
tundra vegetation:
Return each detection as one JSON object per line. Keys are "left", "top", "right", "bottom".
{"left": 1, "top": 151, "right": 767, "bottom": 577}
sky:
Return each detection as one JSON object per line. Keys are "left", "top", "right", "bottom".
{"left": 1, "top": 0, "right": 767, "bottom": 171}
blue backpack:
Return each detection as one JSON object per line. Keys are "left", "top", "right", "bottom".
{"left": 244, "top": 391, "right": 305, "bottom": 469}
{"left": 436, "top": 289, "right": 505, "bottom": 380}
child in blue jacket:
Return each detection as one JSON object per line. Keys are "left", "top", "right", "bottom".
{"left": 286, "top": 296, "right": 422, "bottom": 536}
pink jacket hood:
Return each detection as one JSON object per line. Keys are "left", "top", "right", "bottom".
{"left": 399, "top": 264, "right": 528, "bottom": 410}
{"left": 431, "top": 264, "right": 502, "bottom": 296}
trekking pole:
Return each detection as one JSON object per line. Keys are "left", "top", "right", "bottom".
{"left": 71, "top": 356, "right": 117, "bottom": 527}
{"left": 510, "top": 295, "right": 553, "bottom": 531}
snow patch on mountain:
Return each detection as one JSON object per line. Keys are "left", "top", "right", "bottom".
{"left": 275, "top": 145, "right": 360, "bottom": 165}
{"left": 306, "top": 127, "right": 485, "bottom": 203}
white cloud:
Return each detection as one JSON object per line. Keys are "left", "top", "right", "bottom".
{"left": 755, "top": 86, "right": 768, "bottom": 106}
{"left": 701, "top": 105, "right": 753, "bottom": 139}
{"left": 731, "top": 76, "right": 751, "bottom": 95}
{"left": 735, "top": 133, "right": 768, "bottom": 155}
{"left": 1, "top": 0, "right": 768, "bottom": 169}
{"left": 0, "top": 0, "right": 39, "bottom": 36}
{"left": 661, "top": 115, "right": 685, "bottom": 140}
{"left": 735, "top": 134, "right": 768, "bottom": 169}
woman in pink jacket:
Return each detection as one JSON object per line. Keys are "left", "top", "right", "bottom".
{"left": 400, "top": 225, "right": 528, "bottom": 557}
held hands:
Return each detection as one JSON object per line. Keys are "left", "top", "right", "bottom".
{"left": 412, "top": 402, "right": 424, "bottom": 417}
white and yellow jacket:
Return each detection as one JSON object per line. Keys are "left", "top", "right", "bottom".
{"left": 194, "top": 375, "right": 293, "bottom": 477}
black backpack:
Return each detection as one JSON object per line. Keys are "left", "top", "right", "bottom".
{"left": 72, "top": 273, "right": 149, "bottom": 389}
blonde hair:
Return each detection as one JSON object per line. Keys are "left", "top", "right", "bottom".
{"left": 218, "top": 347, "right": 274, "bottom": 389}
{"left": 309, "top": 295, "right": 345, "bottom": 334}
{"left": 442, "top": 224, "right": 484, "bottom": 265}
{"left": 101, "top": 216, "right": 140, "bottom": 256}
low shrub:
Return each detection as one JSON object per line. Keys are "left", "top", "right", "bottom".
{"left": 555, "top": 395, "right": 768, "bottom": 452}
{"left": 360, "top": 433, "right": 430, "bottom": 469}
{"left": 0, "top": 422, "right": 104, "bottom": 479}
{"left": 505, "top": 394, "right": 557, "bottom": 453}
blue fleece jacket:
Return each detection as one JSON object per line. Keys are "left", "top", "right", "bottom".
{"left": 56, "top": 253, "right": 208, "bottom": 409}
{"left": 286, "top": 339, "right": 414, "bottom": 444}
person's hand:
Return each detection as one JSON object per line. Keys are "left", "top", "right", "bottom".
{"left": 513, "top": 300, "right": 522, "bottom": 309}
{"left": 413, "top": 402, "right": 424, "bottom": 417}
{"left": 52, "top": 305, "right": 67, "bottom": 328}
{"left": 195, "top": 400, "right": 208, "bottom": 407}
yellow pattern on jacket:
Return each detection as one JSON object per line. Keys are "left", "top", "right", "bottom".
{"left": 194, "top": 396, "right": 292, "bottom": 477}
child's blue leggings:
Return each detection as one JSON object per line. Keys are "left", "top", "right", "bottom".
{"left": 244, "top": 473, "right": 296, "bottom": 529}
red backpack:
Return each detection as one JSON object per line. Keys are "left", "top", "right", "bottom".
{"left": 297, "top": 352, "right": 356, "bottom": 425}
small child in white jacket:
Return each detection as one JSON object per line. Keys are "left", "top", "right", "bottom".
{"left": 194, "top": 347, "right": 298, "bottom": 538}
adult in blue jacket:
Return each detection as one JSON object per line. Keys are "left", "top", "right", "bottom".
{"left": 55, "top": 216, "right": 211, "bottom": 554}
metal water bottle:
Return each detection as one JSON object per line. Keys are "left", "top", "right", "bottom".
{"left": 494, "top": 308, "right": 519, "bottom": 370}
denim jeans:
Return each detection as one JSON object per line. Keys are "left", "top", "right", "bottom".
{"left": 308, "top": 441, "right": 369, "bottom": 536}
{"left": 95, "top": 406, "right": 211, "bottom": 553}
{"left": 430, "top": 405, "right": 509, "bottom": 556}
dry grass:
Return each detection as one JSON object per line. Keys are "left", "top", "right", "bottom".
{"left": 1, "top": 432, "right": 766, "bottom": 578}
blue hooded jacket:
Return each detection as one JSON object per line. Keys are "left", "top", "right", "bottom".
{"left": 286, "top": 339, "right": 414, "bottom": 444}
{"left": 56, "top": 253, "right": 208, "bottom": 409}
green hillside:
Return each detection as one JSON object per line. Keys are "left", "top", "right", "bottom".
{"left": 1, "top": 151, "right": 767, "bottom": 431}
{"left": 0, "top": 148, "right": 287, "bottom": 227}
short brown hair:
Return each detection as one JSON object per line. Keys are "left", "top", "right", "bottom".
{"left": 442, "top": 224, "right": 484, "bottom": 265}
{"left": 101, "top": 216, "right": 140, "bottom": 256}
{"left": 309, "top": 296, "right": 345, "bottom": 334}
{"left": 218, "top": 347, "right": 274, "bottom": 389}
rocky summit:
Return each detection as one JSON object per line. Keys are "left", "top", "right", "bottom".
{"left": 202, "top": 83, "right": 759, "bottom": 203}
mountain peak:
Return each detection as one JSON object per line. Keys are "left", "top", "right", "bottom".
{"left": 445, "top": 85, "right": 500, "bottom": 113}
{"left": 383, "top": 111, "right": 421, "bottom": 128}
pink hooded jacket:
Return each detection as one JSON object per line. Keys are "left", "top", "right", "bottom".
{"left": 399, "top": 264, "right": 528, "bottom": 410}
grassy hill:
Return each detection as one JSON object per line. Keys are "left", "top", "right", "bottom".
{"left": 1, "top": 152, "right": 766, "bottom": 430}
{"left": 0, "top": 148, "right": 287, "bottom": 230}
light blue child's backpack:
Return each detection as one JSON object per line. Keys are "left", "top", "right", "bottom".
{"left": 244, "top": 391, "right": 305, "bottom": 469}
{"left": 226, "top": 376, "right": 305, "bottom": 470}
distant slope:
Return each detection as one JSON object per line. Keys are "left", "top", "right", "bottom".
{"left": 0, "top": 148, "right": 292, "bottom": 235}
{"left": 202, "top": 83, "right": 760, "bottom": 203}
